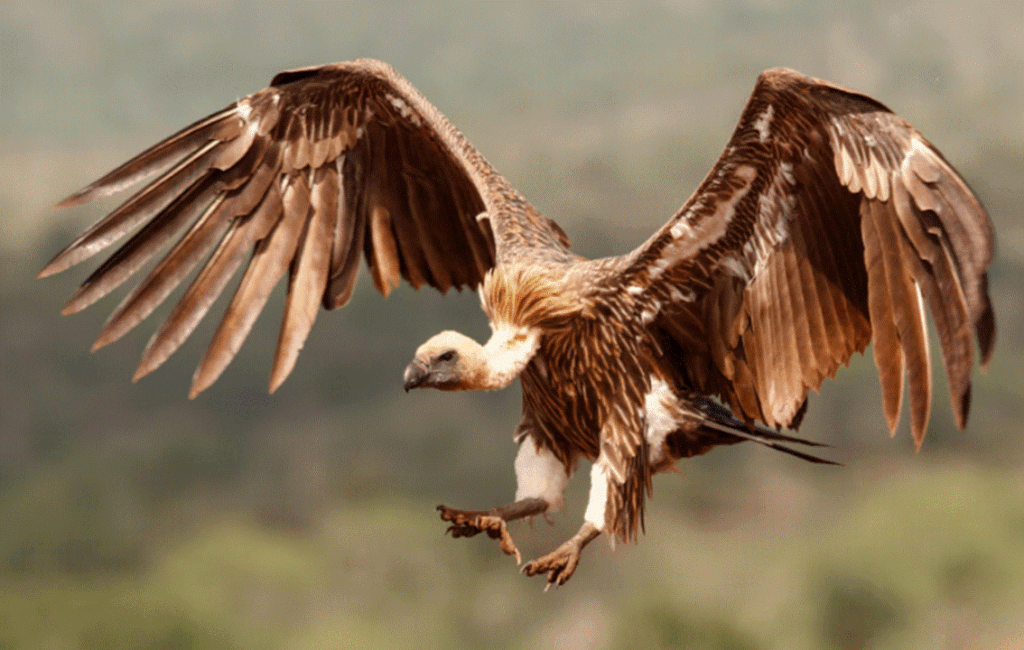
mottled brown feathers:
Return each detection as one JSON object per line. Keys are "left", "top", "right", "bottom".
{"left": 44, "top": 63, "right": 995, "bottom": 549}
{"left": 626, "top": 67, "right": 994, "bottom": 448}
{"left": 41, "top": 59, "right": 573, "bottom": 395}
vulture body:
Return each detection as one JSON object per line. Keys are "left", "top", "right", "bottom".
{"left": 42, "top": 60, "right": 995, "bottom": 587}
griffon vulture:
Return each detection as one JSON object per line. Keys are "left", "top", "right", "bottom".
{"left": 41, "top": 60, "right": 995, "bottom": 587}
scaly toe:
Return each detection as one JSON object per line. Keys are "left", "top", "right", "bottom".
{"left": 522, "top": 544, "right": 581, "bottom": 589}
{"left": 437, "top": 504, "right": 476, "bottom": 526}
{"left": 476, "top": 515, "right": 521, "bottom": 564}
{"left": 437, "top": 506, "right": 521, "bottom": 564}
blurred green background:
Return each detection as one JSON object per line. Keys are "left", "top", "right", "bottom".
{"left": 2, "top": 1, "right": 1023, "bottom": 649}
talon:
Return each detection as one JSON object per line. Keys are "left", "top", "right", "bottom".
{"left": 436, "top": 505, "right": 521, "bottom": 564}
{"left": 445, "top": 523, "right": 480, "bottom": 539}
{"left": 476, "top": 515, "right": 521, "bottom": 564}
{"left": 437, "top": 504, "right": 471, "bottom": 526}
{"left": 522, "top": 541, "right": 583, "bottom": 588}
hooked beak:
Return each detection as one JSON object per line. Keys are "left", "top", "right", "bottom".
{"left": 403, "top": 359, "right": 430, "bottom": 392}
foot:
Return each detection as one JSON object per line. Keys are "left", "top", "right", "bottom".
{"left": 522, "top": 540, "right": 583, "bottom": 589}
{"left": 437, "top": 505, "right": 522, "bottom": 564}
{"left": 522, "top": 521, "right": 601, "bottom": 589}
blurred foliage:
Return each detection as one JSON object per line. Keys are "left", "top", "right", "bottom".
{"left": 2, "top": 1, "right": 1023, "bottom": 649}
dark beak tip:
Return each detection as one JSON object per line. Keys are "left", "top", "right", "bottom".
{"left": 403, "top": 361, "right": 428, "bottom": 392}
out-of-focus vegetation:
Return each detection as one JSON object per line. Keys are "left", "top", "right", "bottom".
{"left": 2, "top": 1, "right": 1022, "bottom": 648}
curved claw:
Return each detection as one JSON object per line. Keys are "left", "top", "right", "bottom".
{"left": 445, "top": 523, "right": 480, "bottom": 539}
{"left": 436, "top": 505, "right": 522, "bottom": 564}
{"left": 522, "top": 521, "right": 600, "bottom": 590}
{"left": 522, "top": 541, "right": 583, "bottom": 590}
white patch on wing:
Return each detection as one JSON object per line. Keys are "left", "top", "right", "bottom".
{"left": 718, "top": 254, "right": 750, "bottom": 281}
{"left": 669, "top": 286, "right": 695, "bottom": 303}
{"left": 236, "top": 98, "right": 254, "bottom": 122}
{"left": 779, "top": 161, "right": 795, "bottom": 185}
{"left": 670, "top": 220, "right": 693, "bottom": 239}
{"left": 640, "top": 300, "right": 662, "bottom": 324}
{"left": 583, "top": 461, "right": 609, "bottom": 530}
{"left": 754, "top": 104, "right": 774, "bottom": 143}
{"left": 514, "top": 437, "right": 569, "bottom": 512}
{"left": 626, "top": 284, "right": 644, "bottom": 296}
{"left": 386, "top": 93, "right": 422, "bottom": 125}
{"left": 727, "top": 160, "right": 796, "bottom": 281}
{"left": 648, "top": 258, "right": 670, "bottom": 279}
{"left": 352, "top": 106, "right": 374, "bottom": 141}
{"left": 233, "top": 99, "right": 263, "bottom": 145}
{"left": 644, "top": 377, "right": 678, "bottom": 465}
{"left": 660, "top": 164, "right": 757, "bottom": 266}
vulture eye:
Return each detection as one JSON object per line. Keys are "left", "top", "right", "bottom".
{"left": 437, "top": 350, "right": 456, "bottom": 363}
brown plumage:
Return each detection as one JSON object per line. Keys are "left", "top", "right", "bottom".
{"left": 41, "top": 61, "right": 995, "bottom": 588}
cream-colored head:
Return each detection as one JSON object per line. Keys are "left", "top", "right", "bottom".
{"left": 403, "top": 330, "right": 487, "bottom": 392}
{"left": 402, "top": 326, "right": 540, "bottom": 392}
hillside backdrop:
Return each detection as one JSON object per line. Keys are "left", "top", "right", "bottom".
{"left": 2, "top": 2, "right": 1022, "bottom": 649}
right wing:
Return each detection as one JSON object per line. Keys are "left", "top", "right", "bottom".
{"left": 40, "top": 59, "right": 568, "bottom": 396}
{"left": 615, "top": 68, "right": 994, "bottom": 447}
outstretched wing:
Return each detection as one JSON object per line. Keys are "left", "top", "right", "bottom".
{"left": 621, "top": 68, "right": 995, "bottom": 447}
{"left": 41, "top": 59, "right": 568, "bottom": 397}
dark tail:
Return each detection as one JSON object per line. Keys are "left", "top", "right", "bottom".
{"left": 694, "top": 397, "right": 841, "bottom": 466}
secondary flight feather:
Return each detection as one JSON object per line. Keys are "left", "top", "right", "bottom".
{"left": 41, "top": 60, "right": 995, "bottom": 587}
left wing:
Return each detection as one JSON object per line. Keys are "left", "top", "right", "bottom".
{"left": 619, "top": 68, "right": 995, "bottom": 447}
{"left": 40, "top": 60, "right": 568, "bottom": 396}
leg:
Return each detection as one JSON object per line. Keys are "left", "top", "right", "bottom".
{"left": 437, "top": 436, "right": 568, "bottom": 564}
{"left": 522, "top": 461, "right": 607, "bottom": 588}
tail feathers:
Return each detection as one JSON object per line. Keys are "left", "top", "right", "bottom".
{"left": 701, "top": 420, "right": 841, "bottom": 465}
{"left": 694, "top": 397, "right": 841, "bottom": 466}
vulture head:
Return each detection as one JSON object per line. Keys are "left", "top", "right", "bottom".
{"left": 403, "top": 325, "right": 542, "bottom": 392}
{"left": 404, "top": 330, "right": 487, "bottom": 392}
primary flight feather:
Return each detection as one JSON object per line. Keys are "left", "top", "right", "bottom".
{"left": 42, "top": 60, "right": 995, "bottom": 587}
